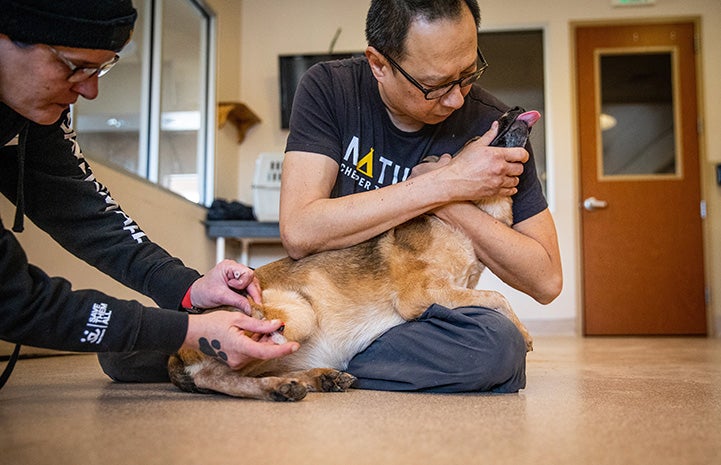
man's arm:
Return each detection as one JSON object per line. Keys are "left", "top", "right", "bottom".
{"left": 280, "top": 123, "right": 526, "bottom": 259}
{"left": 280, "top": 152, "right": 445, "bottom": 259}
{"left": 434, "top": 203, "right": 562, "bottom": 304}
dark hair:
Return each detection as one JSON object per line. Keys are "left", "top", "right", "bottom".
{"left": 365, "top": 0, "right": 481, "bottom": 60}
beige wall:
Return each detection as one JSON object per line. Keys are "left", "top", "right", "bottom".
{"left": 3, "top": 0, "right": 720, "bottom": 351}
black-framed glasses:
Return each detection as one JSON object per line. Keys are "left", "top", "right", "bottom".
{"left": 382, "top": 48, "right": 488, "bottom": 100}
{"left": 46, "top": 45, "right": 120, "bottom": 83}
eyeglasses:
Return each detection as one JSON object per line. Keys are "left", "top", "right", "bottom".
{"left": 45, "top": 45, "right": 120, "bottom": 83}
{"left": 381, "top": 49, "right": 488, "bottom": 100}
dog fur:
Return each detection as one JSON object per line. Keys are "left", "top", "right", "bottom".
{"left": 168, "top": 108, "right": 538, "bottom": 401}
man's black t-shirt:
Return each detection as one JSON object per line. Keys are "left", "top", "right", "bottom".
{"left": 285, "top": 56, "right": 547, "bottom": 224}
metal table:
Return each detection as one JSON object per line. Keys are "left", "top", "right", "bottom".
{"left": 205, "top": 220, "right": 281, "bottom": 264}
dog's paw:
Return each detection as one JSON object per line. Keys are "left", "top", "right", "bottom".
{"left": 319, "top": 370, "right": 357, "bottom": 392}
{"left": 524, "top": 334, "right": 534, "bottom": 352}
{"left": 514, "top": 324, "right": 534, "bottom": 353}
{"left": 269, "top": 380, "right": 308, "bottom": 402}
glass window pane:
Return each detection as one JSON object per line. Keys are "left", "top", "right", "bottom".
{"left": 600, "top": 52, "right": 677, "bottom": 177}
{"left": 158, "top": 0, "right": 205, "bottom": 203}
{"left": 71, "top": 0, "right": 213, "bottom": 205}
{"left": 73, "top": 0, "right": 147, "bottom": 175}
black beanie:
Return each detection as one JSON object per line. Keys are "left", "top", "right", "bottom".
{"left": 0, "top": 0, "right": 137, "bottom": 52}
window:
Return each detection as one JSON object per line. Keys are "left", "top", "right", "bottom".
{"left": 478, "top": 30, "right": 546, "bottom": 192}
{"left": 599, "top": 51, "right": 678, "bottom": 178}
{"left": 72, "top": 0, "right": 216, "bottom": 205}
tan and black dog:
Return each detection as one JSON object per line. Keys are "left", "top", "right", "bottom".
{"left": 168, "top": 108, "right": 540, "bottom": 401}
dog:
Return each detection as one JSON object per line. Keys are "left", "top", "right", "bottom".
{"left": 168, "top": 107, "right": 541, "bottom": 401}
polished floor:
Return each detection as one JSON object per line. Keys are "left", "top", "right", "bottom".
{"left": 1, "top": 337, "right": 720, "bottom": 465}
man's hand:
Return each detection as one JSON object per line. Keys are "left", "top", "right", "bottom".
{"left": 184, "top": 311, "right": 300, "bottom": 370}
{"left": 452, "top": 121, "right": 528, "bottom": 198}
{"left": 188, "top": 260, "right": 262, "bottom": 314}
{"left": 416, "top": 121, "right": 528, "bottom": 202}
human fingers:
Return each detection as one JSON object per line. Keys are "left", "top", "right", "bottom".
{"left": 185, "top": 312, "right": 299, "bottom": 369}
{"left": 224, "top": 263, "right": 263, "bottom": 305}
{"left": 227, "top": 315, "right": 299, "bottom": 366}
{"left": 504, "top": 153, "right": 527, "bottom": 175}
{"left": 235, "top": 314, "right": 286, "bottom": 334}
{"left": 243, "top": 276, "right": 263, "bottom": 305}
{"left": 477, "top": 120, "right": 499, "bottom": 146}
{"left": 191, "top": 281, "right": 253, "bottom": 314}
{"left": 463, "top": 122, "right": 528, "bottom": 163}
{"left": 189, "top": 261, "right": 260, "bottom": 311}
{"left": 222, "top": 261, "right": 256, "bottom": 289}
{"left": 235, "top": 335, "right": 300, "bottom": 363}
{"left": 205, "top": 332, "right": 299, "bottom": 370}
{"left": 503, "top": 147, "right": 529, "bottom": 164}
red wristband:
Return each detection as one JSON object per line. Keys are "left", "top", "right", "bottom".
{"left": 181, "top": 287, "right": 193, "bottom": 310}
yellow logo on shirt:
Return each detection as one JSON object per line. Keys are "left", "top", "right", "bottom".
{"left": 357, "top": 148, "right": 374, "bottom": 177}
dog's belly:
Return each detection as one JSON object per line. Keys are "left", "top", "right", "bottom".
{"left": 284, "top": 308, "right": 406, "bottom": 371}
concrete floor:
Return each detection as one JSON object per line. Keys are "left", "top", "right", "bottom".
{"left": 1, "top": 336, "right": 720, "bottom": 465}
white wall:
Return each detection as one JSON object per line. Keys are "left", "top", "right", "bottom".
{"left": 236, "top": 0, "right": 721, "bottom": 334}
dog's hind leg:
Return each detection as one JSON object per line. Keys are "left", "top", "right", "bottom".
{"left": 284, "top": 368, "right": 357, "bottom": 393}
{"left": 169, "top": 355, "right": 308, "bottom": 401}
{"left": 427, "top": 287, "right": 534, "bottom": 352}
{"left": 197, "top": 366, "right": 308, "bottom": 401}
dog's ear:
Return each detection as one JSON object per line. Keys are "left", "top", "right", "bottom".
{"left": 490, "top": 106, "right": 542, "bottom": 148}
{"left": 517, "top": 110, "right": 541, "bottom": 127}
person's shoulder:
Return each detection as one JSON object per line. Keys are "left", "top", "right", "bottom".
{"left": 320, "top": 55, "right": 368, "bottom": 70}
{"left": 1, "top": 104, "right": 68, "bottom": 147}
{"left": 1, "top": 103, "right": 27, "bottom": 146}
{"left": 309, "top": 56, "right": 369, "bottom": 81}
{"left": 465, "top": 85, "right": 510, "bottom": 116}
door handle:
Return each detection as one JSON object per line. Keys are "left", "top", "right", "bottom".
{"left": 583, "top": 196, "right": 608, "bottom": 211}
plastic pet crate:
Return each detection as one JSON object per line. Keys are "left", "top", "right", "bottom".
{"left": 252, "top": 152, "right": 283, "bottom": 222}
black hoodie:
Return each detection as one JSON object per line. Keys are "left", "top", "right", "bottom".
{"left": 0, "top": 103, "right": 197, "bottom": 353}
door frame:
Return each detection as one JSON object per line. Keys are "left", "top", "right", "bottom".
{"left": 571, "top": 17, "right": 711, "bottom": 335}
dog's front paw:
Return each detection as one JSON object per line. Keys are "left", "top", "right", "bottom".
{"left": 270, "top": 380, "right": 308, "bottom": 402}
{"left": 523, "top": 332, "right": 534, "bottom": 352}
{"left": 319, "top": 370, "right": 357, "bottom": 392}
{"left": 512, "top": 320, "right": 534, "bottom": 353}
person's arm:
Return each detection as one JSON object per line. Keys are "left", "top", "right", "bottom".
{"left": 280, "top": 123, "right": 527, "bottom": 259}
{"left": 434, "top": 203, "right": 562, "bottom": 304}
{"left": 409, "top": 132, "right": 562, "bottom": 304}
{"left": 0, "top": 218, "right": 184, "bottom": 353}
{"left": 0, "top": 223, "right": 298, "bottom": 363}
{"left": 13, "top": 114, "right": 200, "bottom": 309}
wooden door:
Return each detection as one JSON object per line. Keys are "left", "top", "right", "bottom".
{"left": 576, "top": 22, "right": 706, "bottom": 335}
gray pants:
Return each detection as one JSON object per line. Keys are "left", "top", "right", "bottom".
{"left": 98, "top": 305, "right": 527, "bottom": 393}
